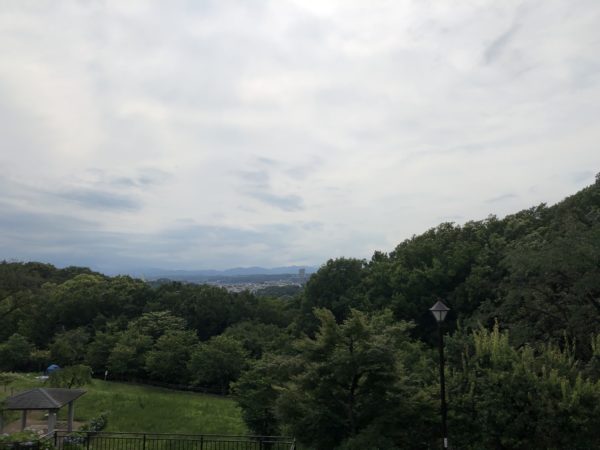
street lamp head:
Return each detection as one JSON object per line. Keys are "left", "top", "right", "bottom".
{"left": 430, "top": 300, "right": 450, "bottom": 323}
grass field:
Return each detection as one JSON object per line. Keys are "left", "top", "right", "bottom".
{"left": 1, "top": 374, "right": 248, "bottom": 435}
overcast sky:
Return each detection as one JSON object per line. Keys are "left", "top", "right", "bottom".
{"left": 1, "top": 0, "right": 599, "bottom": 273}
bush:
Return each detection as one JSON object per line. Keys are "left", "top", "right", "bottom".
{"left": 48, "top": 365, "right": 92, "bottom": 388}
{"left": 79, "top": 412, "right": 108, "bottom": 433}
{"left": 0, "top": 431, "right": 54, "bottom": 450}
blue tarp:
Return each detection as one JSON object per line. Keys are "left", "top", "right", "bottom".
{"left": 45, "top": 364, "right": 61, "bottom": 374}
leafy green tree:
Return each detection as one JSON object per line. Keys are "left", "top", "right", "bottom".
{"left": 29, "top": 349, "right": 51, "bottom": 372}
{"left": 232, "top": 355, "right": 290, "bottom": 436}
{"left": 50, "top": 327, "right": 90, "bottom": 366}
{"left": 585, "top": 333, "right": 600, "bottom": 380}
{"left": 0, "top": 290, "right": 38, "bottom": 341}
{"left": 498, "top": 219, "right": 600, "bottom": 355}
{"left": 108, "top": 330, "right": 152, "bottom": 378}
{"left": 85, "top": 331, "right": 119, "bottom": 373}
{"left": 151, "top": 284, "right": 234, "bottom": 340}
{"left": 276, "top": 309, "right": 437, "bottom": 450}
{"left": 107, "top": 311, "right": 187, "bottom": 379}
{"left": 145, "top": 330, "right": 199, "bottom": 383}
{"left": 48, "top": 364, "right": 92, "bottom": 388}
{"left": 0, "top": 333, "right": 33, "bottom": 371}
{"left": 448, "top": 324, "right": 600, "bottom": 449}
{"left": 223, "top": 321, "right": 291, "bottom": 359}
{"left": 299, "top": 258, "right": 368, "bottom": 334}
{"left": 0, "top": 372, "right": 21, "bottom": 391}
{"left": 128, "top": 311, "right": 187, "bottom": 340}
{"left": 188, "top": 335, "right": 248, "bottom": 394}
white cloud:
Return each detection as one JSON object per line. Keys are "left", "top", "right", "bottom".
{"left": 1, "top": 0, "right": 599, "bottom": 271}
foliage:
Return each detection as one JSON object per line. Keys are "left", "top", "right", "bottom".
{"left": 0, "top": 431, "right": 54, "bottom": 450}
{"left": 232, "top": 355, "right": 289, "bottom": 436}
{"left": 50, "top": 328, "right": 90, "bottom": 366}
{"left": 4, "top": 377, "right": 247, "bottom": 436}
{"left": 448, "top": 324, "right": 600, "bottom": 449}
{"left": 85, "top": 330, "right": 119, "bottom": 373}
{"left": 275, "top": 309, "right": 437, "bottom": 450}
{"left": 145, "top": 330, "right": 199, "bottom": 383}
{"left": 108, "top": 331, "right": 153, "bottom": 378}
{"left": 299, "top": 258, "right": 367, "bottom": 333}
{"left": 223, "top": 321, "right": 291, "bottom": 359}
{"left": 79, "top": 411, "right": 109, "bottom": 432}
{"left": 188, "top": 335, "right": 248, "bottom": 394}
{"left": 0, "top": 372, "right": 21, "bottom": 390}
{"left": 48, "top": 364, "right": 92, "bottom": 388}
{"left": 496, "top": 219, "right": 600, "bottom": 356}
{"left": 0, "top": 334, "right": 33, "bottom": 371}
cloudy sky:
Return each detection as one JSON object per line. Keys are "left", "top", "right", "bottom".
{"left": 1, "top": 0, "right": 599, "bottom": 273}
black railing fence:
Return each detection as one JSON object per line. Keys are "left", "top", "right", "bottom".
{"left": 0, "top": 442, "right": 43, "bottom": 450}
{"left": 49, "top": 432, "right": 295, "bottom": 450}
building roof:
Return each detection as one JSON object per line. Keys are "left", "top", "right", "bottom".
{"left": 2, "top": 388, "right": 86, "bottom": 410}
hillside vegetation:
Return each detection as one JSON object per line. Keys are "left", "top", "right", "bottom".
{"left": 1, "top": 176, "right": 600, "bottom": 449}
{"left": 0, "top": 375, "right": 245, "bottom": 435}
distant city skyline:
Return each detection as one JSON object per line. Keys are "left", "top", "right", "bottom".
{"left": 1, "top": 1, "right": 600, "bottom": 272}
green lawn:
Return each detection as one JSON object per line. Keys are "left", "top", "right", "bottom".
{"left": 1, "top": 374, "right": 248, "bottom": 435}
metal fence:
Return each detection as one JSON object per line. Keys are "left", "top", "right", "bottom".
{"left": 50, "top": 432, "right": 295, "bottom": 450}
{"left": 0, "top": 442, "right": 43, "bottom": 450}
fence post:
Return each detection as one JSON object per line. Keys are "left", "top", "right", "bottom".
{"left": 86, "top": 432, "right": 90, "bottom": 450}
{"left": 53, "top": 431, "right": 57, "bottom": 448}
{"left": 199, "top": 436, "right": 203, "bottom": 450}
{"left": 143, "top": 433, "right": 146, "bottom": 450}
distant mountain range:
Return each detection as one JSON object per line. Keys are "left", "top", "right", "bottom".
{"left": 127, "top": 265, "right": 318, "bottom": 281}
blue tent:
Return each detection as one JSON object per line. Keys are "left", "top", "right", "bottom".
{"left": 45, "top": 364, "right": 61, "bottom": 374}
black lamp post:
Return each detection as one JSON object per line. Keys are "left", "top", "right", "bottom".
{"left": 430, "top": 300, "right": 450, "bottom": 450}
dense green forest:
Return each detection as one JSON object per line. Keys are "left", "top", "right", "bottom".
{"left": 2, "top": 177, "right": 600, "bottom": 449}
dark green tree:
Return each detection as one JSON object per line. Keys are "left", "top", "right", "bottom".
{"left": 108, "top": 330, "right": 153, "bottom": 378}
{"left": 448, "top": 324, "right": 600, "bottom": 449}
{"left": 299, "top": 258, "right": 368, "bottom": 334}
{"left": 145, "top": 330, "right": 199, "bottom": 383}
{"left": 0, "top": 333, "right": 33, "bottom": 371}
{"left": 48, "top": 364, "right": 92, "bottom": 388}
{"left": 50, "top": 327, "right": 90, "bottom": 366}
{"left": 188, "top": 335, "right": 248, "bottom": 394}
{"left": 232, "top": 355, "right": 290, "bottom": 436}
{"left": 276, "top": 309, "right": 437, "bottom": 450}
{"left": 223, "top": 321, "right": 291, "bottom": 359}
{"left": 86, "top": 330, "right": 120, "bottom": 373}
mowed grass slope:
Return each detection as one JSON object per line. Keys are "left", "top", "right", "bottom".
{"left": 75, "top": 380, "right": 247, "bottom": 434}
{"left": 1, "top": 375, "right": 248, "bottom": 435}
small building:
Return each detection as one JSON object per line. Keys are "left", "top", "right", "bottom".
{"left": 0, "top": 388, "right": 85, "bottom": 433}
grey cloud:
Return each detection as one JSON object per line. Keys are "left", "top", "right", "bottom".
{"left": 109, "top": 168, "right": 171, "bottom": 188}
{"left": 285, "top": 158, "right": 323, "bottom": 181}
{"left": 237, "top": 170, "right": 270, "bottom": 188}
{"left": 483, "top": 24, "right": 519, "bottom": 64}
{"left": 569, "top": 170, "right": 595, "bottom": 183}
{"left": 256, "top": 157, "right": 280, "bottom": 166}
{"left": 487, "top": 193, "right": 517, "bottom": 203}
{"left": 248, "top": 191, "right": 304, "bottom": 212}
{"left": 0, "top": 201, "right": 309, "bottom": 271}
{"left": 438, "top": 215, "right": 463, "bottom": 222}
{"left": 56, "top": 188, "right": 142, "bottom": 211}
{"left": 236, "top": 161, "right": 306, "bottom": 212}
{"left": 0, "top": 202, "right": 98, "bottom": 237}
{"left": 0, "top": 202, "right": 130, "bottom": 269}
